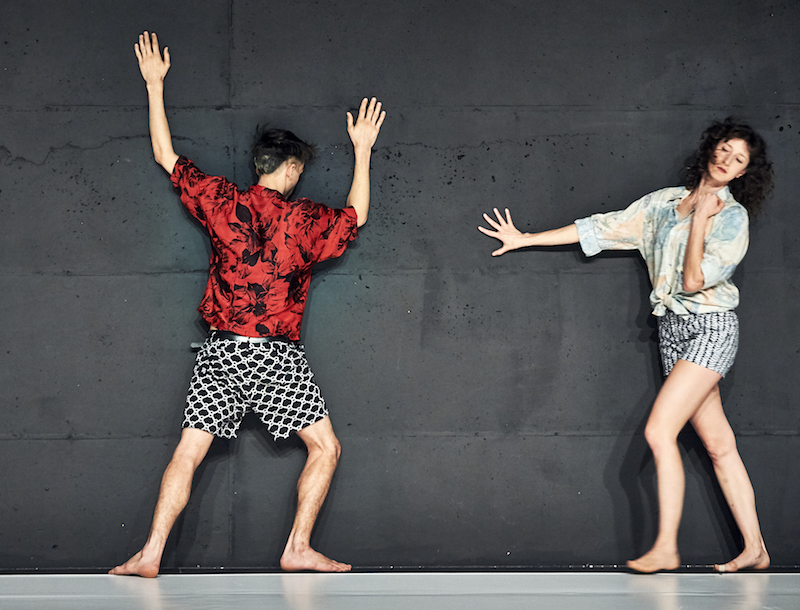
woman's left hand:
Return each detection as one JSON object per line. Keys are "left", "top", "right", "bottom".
{"left": 686, "top": 181, "right": 725, "bottom": 219}
{"left": 693, "top": 191, "right": 724, "bottom": 219}
{"left": 688, "top": 178, "right": 725, "bottom": 218}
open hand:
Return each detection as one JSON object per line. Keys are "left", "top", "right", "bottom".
{"left": 134, "top": 31, "right": 170, "bottom": 85}
{"left": 478, "top": 207, "right": 525, "bottom": 256}
{"left": 347, "top": 98, "right": 386, "bottom": 152}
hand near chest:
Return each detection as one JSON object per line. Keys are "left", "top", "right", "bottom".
{"left": 679, "top": 189, "right": 724, "bottom": 221}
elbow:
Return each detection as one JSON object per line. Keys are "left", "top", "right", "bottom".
{"left": 349, "top": 203, "right": 367, "bottom": 227}
{"left": 154, "top": 151, "right": 178, "bottom": 175}
{"left": 683, "top": 277, "right": 704, "bottom": 293}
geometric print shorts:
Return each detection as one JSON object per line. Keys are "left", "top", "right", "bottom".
{"left": 657, "top": 309, "right": 739, "bottom": 378}
{"left": 184, "top": 334, "right": 328, "bottom": 440}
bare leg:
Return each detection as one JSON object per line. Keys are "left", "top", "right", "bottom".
{"left": 109, "top": 427, "right": 214, "bottom": 577}
{"left": 280, "top": 416, "right": 351, "bottom": 572}
{"left": 690, "top": 387, "right": 769, "bottom": 572}
{"left": 627, "top": 360, "right": 722, "bottom": 573}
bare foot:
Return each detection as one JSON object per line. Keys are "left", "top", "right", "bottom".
{"left": 280, "top": 546, "right": 351, "bottom": 573}
{"left": 715, "top": 544, "right": 770, "bottom": 573}
{"left": 627, "top": 548, "right": 681, "bottom": 574}
{"left": 108, "top": 549, "right": 161, "bottom": 578}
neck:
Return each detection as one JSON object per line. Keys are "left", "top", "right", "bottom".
{"left": 258, "top": 174, "right": 288, "bottom": 196}
{"left": 696, "top": 177, "right": 727, "bottom": 195}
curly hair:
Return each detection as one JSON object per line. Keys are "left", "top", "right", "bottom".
{"left": 684, "top": 117, "right": 773, "bottom": 217}
{"left": 252, "top": 127, "right": 317, "bottom": 176}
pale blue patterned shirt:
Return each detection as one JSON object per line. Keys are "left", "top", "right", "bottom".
{"left": 575, "top": 186, "right": 749, "bottom": 317}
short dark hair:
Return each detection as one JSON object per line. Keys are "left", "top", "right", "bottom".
{"left": 685, "top": 117, "right": 773, "bottom": 217}
{"left": 252, "top": 127, "right": 316, "bottom": 176}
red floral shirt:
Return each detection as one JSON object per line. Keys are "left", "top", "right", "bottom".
{"left": 171, "top": 156, "right": 358, "bottom": 340}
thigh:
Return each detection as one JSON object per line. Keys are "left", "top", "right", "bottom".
{"left": 183, "top": 340, "right": 248, "bottom": 439}
{"left": 172, "top": 427, "right": 216, "bottom": 466}
{"left": 647, "top": 359, "right": 723, "bottom": 438}
{"left": 296, "top": 415, "right": 340, "bottom": 453}
{"left": 689, "top": 385, "right": 737, "bottom": 453}
{"left": 249, "top": 343, "right": 328, "bottom": 441}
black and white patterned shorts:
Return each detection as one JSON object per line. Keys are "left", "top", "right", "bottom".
{"left": 183, "top": 334, "right": 328, "bottom": 440}
{"left": 657, "top": 310, "right": 739, "bottom": 378}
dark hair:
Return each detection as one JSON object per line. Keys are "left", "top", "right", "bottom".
{"left": 252, "top": 127, "right": 316, "bottom": 176}
{"left": 685, "top": 117, "right": 773, "bottom": 217}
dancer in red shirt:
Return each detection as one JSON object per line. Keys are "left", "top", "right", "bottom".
{"left": 111, "top": 31, "right": 385, "bottom": 577}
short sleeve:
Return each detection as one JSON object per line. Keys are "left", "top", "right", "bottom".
{"left": 699, "top": 205, "right": 749, "bottom": 289}
{"left": 170, "top": 156, "right": 237, "bottom": 224}
{"left": 287, "top": 201, "right": 359, "bottom": 264}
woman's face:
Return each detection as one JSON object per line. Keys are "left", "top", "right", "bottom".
{"left": 707, "top": 137, "right": 750, "bottom": 186}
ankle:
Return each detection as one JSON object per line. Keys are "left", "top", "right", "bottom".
{"left": 649, "top": 541, "right": 679, "bottom": 555}
{"left": 284, "top": 537, "right": 311, "bottom": 555}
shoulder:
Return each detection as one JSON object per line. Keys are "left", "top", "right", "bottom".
{"left": 172, "top": 155, "right": 205, "bottom": 178}
{"left": 720, "top": 202, "right": 749, "bottom": 230}
{"left": 171, "top": 155, "right": 194, "bottom": 181}
{"left": 648, "top": 186, "right": 687, "bottom": 203}
{"left": 172, "top": 156, "right": 225, "bottom": 187}
{"left": 617, "top": 186, "right": 684, "bottom": 220}
{"left": 716, "top": 187, "right": 748, "bottom": 219}
{"left": 287, "top": 198, "right": 358, "bottom": 234}
{"left": 292, "top": 197, "right": 328, "bottom": 210}
{"left": 719, "top": 187, "right": 746, "bottom": 210}
{"left": 714, "top": 199, "right": 749, "bottom": 240}
{"left": 288, "top": 197, "right": 337, "bottom": 219}
{"left": 623, "top": 186, "right": 686, "bottom": 212}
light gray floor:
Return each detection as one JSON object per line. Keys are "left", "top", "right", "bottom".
{"left": 0, "top": 572, "right": 798, "bottom": 610}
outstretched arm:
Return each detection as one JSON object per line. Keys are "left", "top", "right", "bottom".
{"left": 478, "top": 207, "right": 579, "bottom": 256}
{"left": 345, "top": 97, "right": 386, "bottom": 228}
{"left": 134, "top": 31, "right": 179, "bottom": 174}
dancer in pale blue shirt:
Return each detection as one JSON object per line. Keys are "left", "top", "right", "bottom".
{"left": 479, "top": 118, "right": 773, "bottom": 574}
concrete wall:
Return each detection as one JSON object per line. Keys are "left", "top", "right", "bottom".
{"left": 1, "top": 0, "right": 798, "bottom": 570}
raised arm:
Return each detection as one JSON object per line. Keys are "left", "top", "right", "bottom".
{"left": 478, "top": 207, "right": 579, "bottom": 256}
{"left": 345, "top": 98, "right": 386, "bottom": 228}
{"left": 134, "top": 31, "right": 179, "bottom": 175}
{"left": 681, "top": 188, "right": 725, "bottom": 292}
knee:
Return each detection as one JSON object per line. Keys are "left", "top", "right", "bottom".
{"left": 326, "top": 437, "right": 342, "bottom": 463}
{"left": 171, "top": 431, "right": 213, "bottom": 469}
{"left": 170, "top": 446, "right": 204, "bottom": 472}
{"left": 704, "top": 432, "right": 737, "bottom": 465}
{"left": 643, "top": 421, "right": 677, "bottom": 456}
{"left": 308, "top": 435, "right": 341, "bottom": 463}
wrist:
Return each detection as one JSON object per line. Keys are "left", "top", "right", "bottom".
{"left": 352, "top": 144, "right": 373, "bottom": 158}
{"left": 525, "top": 232, "right": 542, "bottom": 246}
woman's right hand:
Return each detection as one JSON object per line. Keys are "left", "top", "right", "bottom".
{"left": 478, "top": 207, "right": 526, "bottom": 256}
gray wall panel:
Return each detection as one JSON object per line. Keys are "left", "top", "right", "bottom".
{"left": 0, "top": 438, "right": 231, "bottom": 569}
{"left": 302, "top": 268, "right": 656, "bottom": 436}
{"left": 225, "top": 433, "right": 800, "bottom": 567}
{"left": 0, "top": 109, "right": 235, "bottom": 275}
{"left": 0, "top": 1, "right": 231, "bottom": 109}
{"left": 1, "top": 274, "right": 205, "bottom": 439}
{"left": 230, "top": 0, "right": 800, "bottom": 108}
